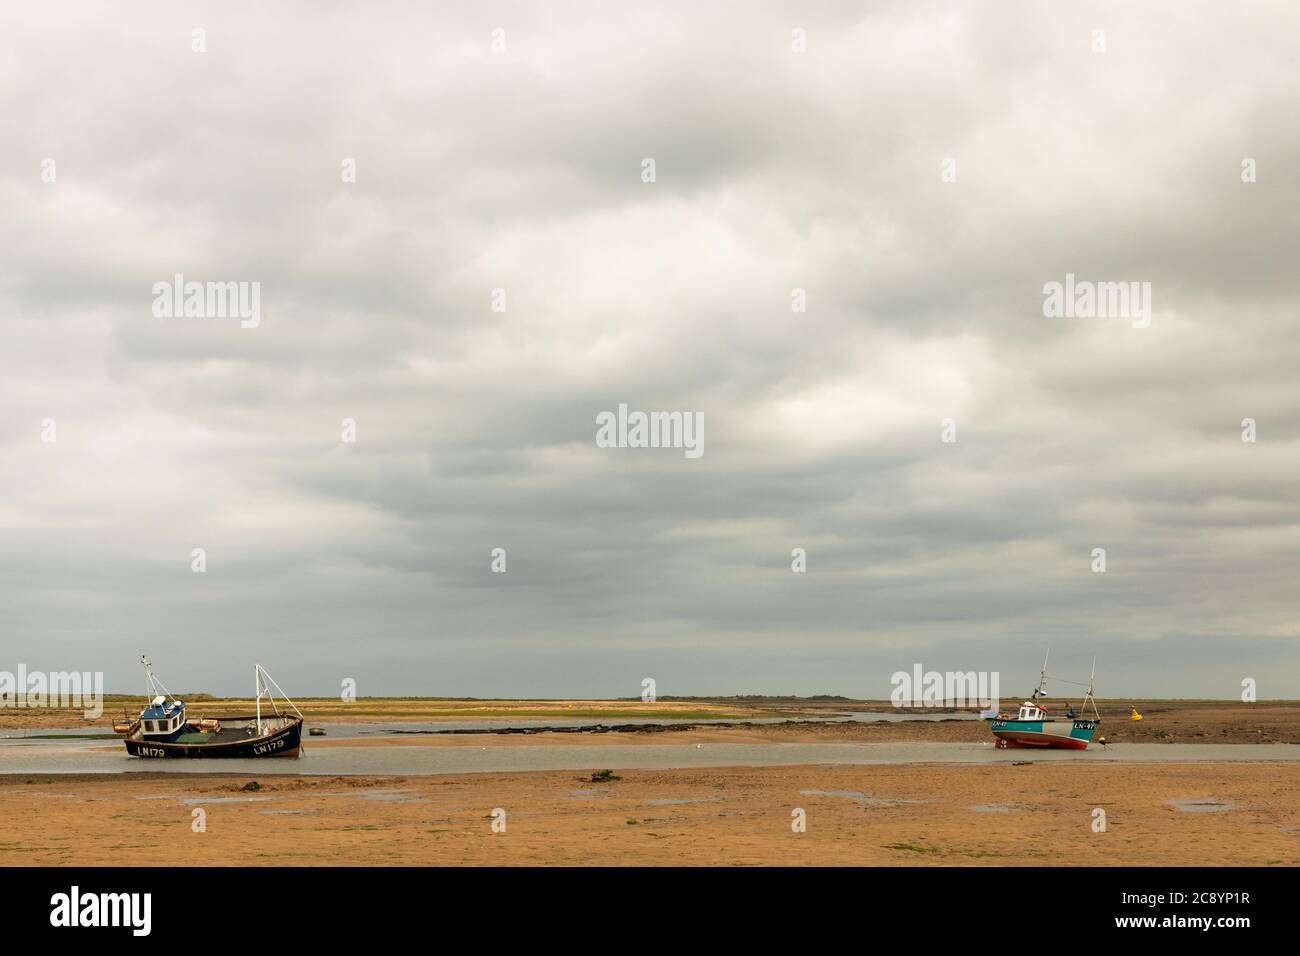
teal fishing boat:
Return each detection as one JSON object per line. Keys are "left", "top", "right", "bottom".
{"left": 988, "top": 653, "right": 1100, "bottom": 750}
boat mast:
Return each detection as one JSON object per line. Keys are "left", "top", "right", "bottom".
{"left": 1032, "top": 652, "right": 1100, "bottom": 719}
{"left": 141, "top": 656, "right": 178, "bottom": 705}
{"left": 254, "top": 664, "right": 304, "bottom": 732}
{"left": 1084, "top": 656, "right": 1099, "bottom": 719}
{"left": 1030, "top": 649, "right": 1050, "bottom": 702}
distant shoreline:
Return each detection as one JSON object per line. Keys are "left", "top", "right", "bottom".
{"left": 2, "top": 698, "right": 1297, "bottom": 745}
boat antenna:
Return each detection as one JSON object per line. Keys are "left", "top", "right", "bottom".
{"left": 140, "top": 656, "right": 179, "bottom": 705}
{"left": 1086, "top": 656, "right": 1099, "bottom": 720}
{"left": 1031, "top": 649, "right": 1050, "bottom": 701}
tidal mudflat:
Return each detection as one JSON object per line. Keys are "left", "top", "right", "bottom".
{"left": 2, "top": 761, "right": 1297, "bottom": 866}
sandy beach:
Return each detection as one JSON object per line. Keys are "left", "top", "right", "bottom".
{"left": 4, "top": 699, "right": 1298, "bottom": 865}
{"left": 3, "top": 761, "right": 1298, "bottom": 866}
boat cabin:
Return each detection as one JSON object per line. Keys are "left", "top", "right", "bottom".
{"left": 1017, "top": 701, "right": 1046, "bottom": 721}
{"left": 140, "top": 696, "right": 187, "bottom": 740}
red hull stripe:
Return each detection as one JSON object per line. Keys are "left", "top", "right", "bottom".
{"left": 992, "top": 733, "right": 1090, "bottom": 750}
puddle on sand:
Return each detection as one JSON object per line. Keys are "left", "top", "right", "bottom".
{"left": 969, "top": 803, "right": 1019, "bottom": 813}
{"left": 179, "top": 796, "right": 273, "bottom": 806}
{"left": 646, "top": 796, "right": 723, "bottom": 806}
{"left": 136, "top": 793, "right": 274, "bottom": 805}
{"left": 799, "top": 789, "right": 917, "bottom": 806}
{"left": 319, "top": 788, "right": 425, "bottom": 803}
{"left": 1169, "top": 798, "right": 1233, "bottom": 813}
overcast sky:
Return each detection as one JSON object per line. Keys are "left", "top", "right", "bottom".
{"left": 2, "top": 1, "right": 1297, "bottom": 700}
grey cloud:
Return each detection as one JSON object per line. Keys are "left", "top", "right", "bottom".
{"left": 1, "top": 1, "right": 1297, "bottom": 699}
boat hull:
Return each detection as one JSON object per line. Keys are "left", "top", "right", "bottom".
{"left": 989, "top": 717, "right": 1099, "bottom": 750}
{"left": 124, "top": 716, "right": 303, "bottom": 759}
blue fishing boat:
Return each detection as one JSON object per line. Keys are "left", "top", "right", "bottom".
{"left": 115, "top": 656, "right": 305, "bottom": 759}
{"left": 988, "top": 653, "right": 1100, "bottom": 750}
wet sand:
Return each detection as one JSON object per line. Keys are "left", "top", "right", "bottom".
{"left": 299, "top": 706, "right": 1300, "bottom": 747}
{"left": 3, "top": 761, "right": 1298, "bottom": 866}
